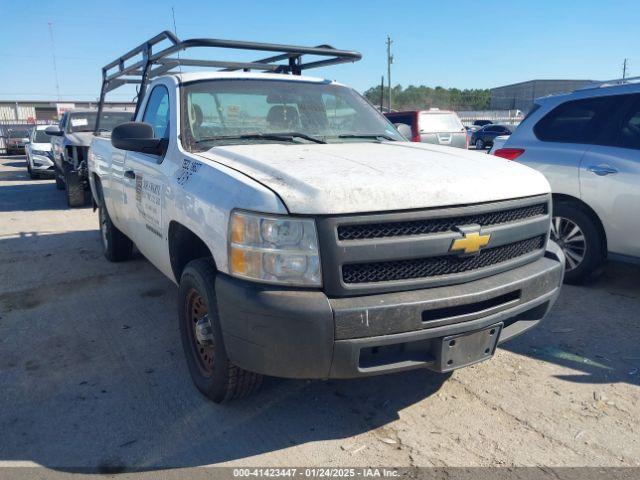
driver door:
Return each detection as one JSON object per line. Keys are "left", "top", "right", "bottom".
{"left": 120, "top": 85, "right": 171, "bottom": 266}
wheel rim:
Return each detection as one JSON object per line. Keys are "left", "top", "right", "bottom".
{"left": 185, "top": 288, "right": 215, "bottom": 376}
{"left": 476, "top": 140, "right": 482, "bottom": 149}
{"left": 99, "top": 208, "right": 109, "bottom": 251}
{"left": 551, "top": 216, "right": 586, "bottom": 272}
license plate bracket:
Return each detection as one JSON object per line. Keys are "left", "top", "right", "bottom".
{"left": 435, "top": 323, "right": 503, "bottom": 372}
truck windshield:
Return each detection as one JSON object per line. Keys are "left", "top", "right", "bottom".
{"left": 181, "top": 79, "right": 403, "bottom": 150}
{"left": 67, "top": 112, "right": 132, "bottom": 133}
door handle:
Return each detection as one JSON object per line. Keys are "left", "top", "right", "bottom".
{"left": 124, "top": 170, "right": 136, "bottom": 179}
{"left": 587, "top": 165, "right": 618, "bottom": 176}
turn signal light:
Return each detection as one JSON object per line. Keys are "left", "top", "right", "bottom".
{"left": 494, "top": 148, "right": 525, "bottom": 160}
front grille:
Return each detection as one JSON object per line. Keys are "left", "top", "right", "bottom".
{"left": 342, "top": 236, "right": 545, "bottom": 284}
{"left": 337, "top": 203, "right": 547, "bottom": 241}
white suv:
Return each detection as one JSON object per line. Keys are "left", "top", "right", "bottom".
{"left": 495, "top": 80, "right": 640, "bottom": 283}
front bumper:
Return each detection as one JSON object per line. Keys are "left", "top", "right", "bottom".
{"left": 216, "top": 242, "right": 564, "bottom": 379}
{"left": 30, "top": 154, "right": 54, "bottom": 171}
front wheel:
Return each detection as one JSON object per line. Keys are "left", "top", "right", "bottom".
{"left": 54, "top": 164, "right": 65, "bottom": 190}
{"left": 27, "top": 158, "right": 37, "bottom": 179}
{"left": 475, "top": 139, "right": 484, "bottom": 150}
{"left": 551, "top": 202, "right": 605, "bottom": 284}
{"left": 65, "top": 167, "right": 85, "bottom": 207}
{"left": 178, "top": 258, "right": 263, "bottom": 403}
{"left": 99, "top": 203, "right": 133, "bottom": 262}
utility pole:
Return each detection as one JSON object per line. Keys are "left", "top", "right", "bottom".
{"left": 48, "top": 22, "right": 61, "bottom": 101}
{"left": 386, "top": 35, "right": 393, "bottom": 112}
{"left": 380, "top": 75, "right": 384, "bottom": 112}
{"left": 622, "top": 58, "right": 628, "bottom": 80}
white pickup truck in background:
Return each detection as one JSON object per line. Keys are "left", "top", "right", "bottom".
{"left": 88, "top": 32, "right": 565, "bottom": 403}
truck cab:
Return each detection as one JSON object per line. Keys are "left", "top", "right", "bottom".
{"left": 88, "top": 32, "right": 565, "bottom": 403}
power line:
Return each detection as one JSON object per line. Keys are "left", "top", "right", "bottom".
{"left": 386, "top": 36, "right": 393, "bottom": 111}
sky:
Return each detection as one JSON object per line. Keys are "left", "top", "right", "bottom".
{"left": 0, "top": 0, "right": 639, "bottom": 102}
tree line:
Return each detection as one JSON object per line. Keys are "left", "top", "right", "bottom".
{"left": 363, "top": 85, "right": 491, "bottom": 111}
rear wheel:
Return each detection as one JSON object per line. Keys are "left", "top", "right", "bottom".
{"left": 99, "top": 203, "right": 133, "bottom": 262}
{"left": 178, "top": 258, "right": 262, "bottom": 403}
{"left": 475, "top": 139, "right": 484, "bottom": 150}
{"left": 551, "top": 201, "right": 605, "bottom": 284}
{"left": 65, "top": 167, "right": 85, "bottom": 207}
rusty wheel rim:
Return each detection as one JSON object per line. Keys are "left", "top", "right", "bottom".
{"left": 185, "top": 288, "right": 214, "bottom": 376}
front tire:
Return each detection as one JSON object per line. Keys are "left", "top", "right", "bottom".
{"left": 27, "top": 158, "right": 37, "bottom": 179}
{"left": 54, "top": 164, "right": 65, "bottom": 190}
{"left": 178, "top": 258, "right": 263, "bottom": 403}
{"left": 65, "top": 167, "right": 85, "bottom": 207}
{"left": 99, "top": 203, "right": 133, "bottom": 262}
{"left": 551, "top": 201, "right": 605, "bottom": 284}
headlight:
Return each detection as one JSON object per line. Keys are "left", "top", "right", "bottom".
{"left": 228, "top": 211, "right": 321, "bottom": 286}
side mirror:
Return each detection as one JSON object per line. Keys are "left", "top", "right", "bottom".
{"left": 394, "top": 123, "right": 413, "bottom": 139}
{"left": 111, "top": 122, "right": 168, "bottom": 156}
{"left": 45, "top": 125, "right": 63, "bottom": 136}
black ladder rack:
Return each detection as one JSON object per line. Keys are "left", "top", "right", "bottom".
{"left": 95, "top": 30, "right": 362, "bottom": 131}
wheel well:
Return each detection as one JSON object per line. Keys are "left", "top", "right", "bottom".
{"left": 92, "top": 174, "right": 103, "bottom": 207}
{"left": 552, "top": 193, "right": 608, "bottom": 253}
{"left": 168, "top": 221, "right": 215, "bottom": 282}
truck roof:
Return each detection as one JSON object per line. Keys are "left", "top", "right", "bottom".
{"left": 172, "top": 70, "right": 335, "bottom": 85}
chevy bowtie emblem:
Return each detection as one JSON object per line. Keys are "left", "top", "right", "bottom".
{"left": 450, "top": 227, "right": 491, "bottom": 255}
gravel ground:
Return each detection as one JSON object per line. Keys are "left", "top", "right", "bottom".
{"left": 0, "top": 155, "right": 639, "bottom": 473}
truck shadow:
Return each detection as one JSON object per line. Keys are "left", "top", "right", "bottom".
{"left": 503, "top": 261, "right": 640, "bottom": 386}
{"left": 0, "top": 230, "right": 449, "bottom": 472}
{"left": 1, "top": 229, "right": 638, "bottom": 472}
{"left": 0, "top": 183, "right": 91, "bottom": 211}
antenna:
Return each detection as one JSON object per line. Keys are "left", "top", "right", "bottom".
{"left": 171, "top": 7, "right": 182, "bottom": 74}
{"left": 47, "top": 22, "right": 61, "bottom": 101}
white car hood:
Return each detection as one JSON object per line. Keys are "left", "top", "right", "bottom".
{"left": 197, "top": 141, "right": 550, "bottom": 215}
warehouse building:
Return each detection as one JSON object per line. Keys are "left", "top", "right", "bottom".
{"left": 490, "top": 79, "right": 595, "bottom": 112}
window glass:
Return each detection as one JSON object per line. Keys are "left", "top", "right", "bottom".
{"left": 617, "top": 97, "right": 640, "bottom": 150}
{"left": 385, "top": 113, "right": 415, "bottom": 128}
{"left": 534, "top": 95, "right": 623, "bottom": 144}
{"left": 34, "top": 129, "right": 50, "bottom": 143}
{"left": 143, "top": 86, "right": 170, "bottom": 139}
{"left": 418, "top": 113, "right": 463, "bottom": 133}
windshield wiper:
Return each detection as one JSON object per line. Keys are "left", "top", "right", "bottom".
{"left": 195, "top": 132, "right": 326, "bottom": 145}
{"left": 337, "top": 133, "right": 398, "bottom": 141}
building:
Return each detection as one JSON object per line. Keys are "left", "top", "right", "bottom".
{"left": 490, "top": 80, "right": 595, "bottom": 112}
{"left": 0, "top": 100, "right": 135, "bottom": 123}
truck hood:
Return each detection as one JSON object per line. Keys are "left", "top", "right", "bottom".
{"left": 196, "top": 142, "right": 550, "bottom": 215}
{"left": 64, "top": 132, "right": 94, "bottom": 147}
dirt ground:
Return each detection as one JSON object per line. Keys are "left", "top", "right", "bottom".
{"left": 0, "top": 155, "right": 639, "bottom": 472}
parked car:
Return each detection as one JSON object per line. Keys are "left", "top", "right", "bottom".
{"left": 489, "top": 135, "right": 510, "bottom": 155}
{"left": 89, "top": 32, "right": 564, "bottom": 403}
{"left": 471, "top": 124, "right": 513, "bottom": 150}
{"left": 45, "top": 109, "right": 132, "bottom": 206}
{"left": 25, "top": 125, "right": 54, "bottom": 178}
{"left": 494, "top": 79, "right": 640, "bottom": 283}
{"left": 473, "top": 119, "right": 493, "bottom": 127}
{"left": 6, "top": 128, "right": 31, "bottom": 155}
{"left": 385, "top": 109, "right": 468, "bottom": 149}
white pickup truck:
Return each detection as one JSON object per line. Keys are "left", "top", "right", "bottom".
{"left": 88, "top": 32, "right": 565, "bottom": 402}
